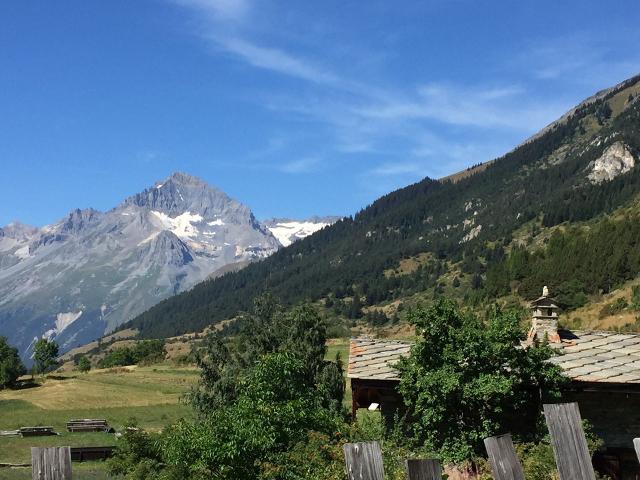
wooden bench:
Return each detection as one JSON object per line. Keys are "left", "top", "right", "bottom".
{"left": 66, "top": 419, "right": 113, "bottom": 433}
{"left": 18, "top": 426, "right": 57, "bottom": 437}
{"left": 70, "top": 446, "right": 116, "bottom": 462}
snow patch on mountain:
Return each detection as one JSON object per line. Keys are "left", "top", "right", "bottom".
{"left": 151, "top": 211, "right": 203, "bottom": 238}
{"left": 264, "top": 217, "right": 340, "bottom": 247}
{"left": 14, "top": 245, "right": 30, "bottom": 259}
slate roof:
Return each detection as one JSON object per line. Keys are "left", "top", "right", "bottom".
{"left": 347, "top": 337, "right": 412, "bottom": 380}
{"left": 531, "top": 296, "right": 560, "bottom": 308}
{"left": 549, "top": 330, "right": 640, "bottom": 384}
{"left": 348, "top": 331, "right": 640, "bottom": 384}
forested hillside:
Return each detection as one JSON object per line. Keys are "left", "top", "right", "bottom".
{"left": 124, "top": 74, "right": 640, "bottom": 339}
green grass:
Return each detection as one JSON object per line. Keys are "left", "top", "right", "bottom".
{"left": 325, "top": 339, "right": 352, "bottom": 410}
{"left": 0, "top": 364, "right": 196, "bottom": 471}
{"left": 0, "top": 462, "right": 113, "bottom": 480}
{"left": 0, "top": 345, "right": 357, "bottom": 476}
{"left": 0, "top": 400, "right": 192, "bottom": 464}
{"left": 325, "top": 339, "right": 349, "bottom": 363}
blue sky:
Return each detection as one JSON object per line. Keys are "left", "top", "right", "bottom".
{"left": 1, "top": 1, "right": 639, "bottom": 226}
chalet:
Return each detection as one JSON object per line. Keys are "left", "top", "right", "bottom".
{"left": 348, "top": 287, "right": 640, "bottom": 479}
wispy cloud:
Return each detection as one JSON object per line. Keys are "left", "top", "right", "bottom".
{"left": 369, "top": 162, "right": 424, "bottom": 176}
{"left": 215, "top": 37, "right": 340, "bottom": 85}
{"left": 516, "top": 33, "right": 640, "bottom": 88}
{"left": 279, "top": 156, "right": 321, "bottom": 174}
{"left": 171, "top": 0, "right": 250, "bottom": 22}
{"left": 166, "top": 0, "right": 638, "bottom": 187}
{"left": 353, "top": 82, "right": 567, "bottom": 131}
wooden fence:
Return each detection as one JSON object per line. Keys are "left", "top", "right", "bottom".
{"left": 31, "top": 447, "right": 71, "bottom": 480}
{"left": 23, "top": 402, "right": 640, "bottom": 479}
{"left": 342, "top": 403, "right": 640, "bottom": 480}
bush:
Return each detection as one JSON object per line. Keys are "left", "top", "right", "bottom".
{"left": 99, "top": 340, "right": 166, "bottom": 368}
{"left": 106, "top": 420, "right": 165, "bottom": 480}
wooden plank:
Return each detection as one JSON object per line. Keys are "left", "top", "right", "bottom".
{"left": 343, "top": 441, "right": 385, "bottom": 480}
{"left": 31, "top": 447, "right": 72, "bottom": 480}
{"left": 634, "top": 438, "right": 640, "bottom": 463}
{"left": 543, "top": 403, "right": 596, "bottom": 480}
{"left": 483, "top": 433, "right": 524, "bottom": 480}
{"left": 406, "top": 458, "right": 442, "bottom": 480}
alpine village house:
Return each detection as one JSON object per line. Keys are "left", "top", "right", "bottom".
{"left": 347, "top": 287, "right": 640, "bottom": 479}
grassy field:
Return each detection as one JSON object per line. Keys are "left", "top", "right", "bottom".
{"left": 0, "top": 365, "right": 196, "bottom": 479}
{"left": 0, "top": 340, "right": 355, "bottom": 478}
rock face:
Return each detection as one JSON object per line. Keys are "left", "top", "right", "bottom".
{"left": 588, "top": 141, "right": 636, "bottom": 184}
{"left": 0, "top": 173, "right": 281, "bottom": 360}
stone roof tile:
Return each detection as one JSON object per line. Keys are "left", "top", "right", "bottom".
{"left": 349, "top": 330, "right": 640, "bottom": 384}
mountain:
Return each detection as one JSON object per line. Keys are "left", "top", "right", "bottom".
{"left": 122, "top": 74, "right": 640, "bottom": 340}
{"left": 264, "top": 216, "right": 341, "bottom": 247}
{"left": 0, "top": 172, "right": 282, "bottom": 359}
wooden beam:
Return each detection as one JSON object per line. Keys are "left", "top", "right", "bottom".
{"left": 31, "top": 446, "right": 72, "bottom": 480}
{"left": 406, "top": 458, "right": 442, "bottom": 480}
{"left": 483, "top": 433, "right": 524, "bottom": 480}
{"left": 543, "top": 403, "right": 596, "bottom": 480}
{"left": 343, "top": 441, "right": 385, "bottom": 480}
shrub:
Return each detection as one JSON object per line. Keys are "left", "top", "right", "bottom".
{"left": 99, "top": 340, "right": 166, "bottom": 368}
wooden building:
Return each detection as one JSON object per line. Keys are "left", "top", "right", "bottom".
{"left": 347, "top": 287, "right": 640, "bottom": 479}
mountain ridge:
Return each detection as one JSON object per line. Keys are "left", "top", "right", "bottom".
{"left": 121, "top": 73, "right": 640, "bottom": 340}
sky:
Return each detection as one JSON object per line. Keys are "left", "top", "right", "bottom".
{"left": 1, "top": 1, "right": 639, "bottom": 227}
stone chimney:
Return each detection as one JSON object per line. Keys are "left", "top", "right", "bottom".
{"left": 528, "top": 285, "right": 561, "bottom": 343}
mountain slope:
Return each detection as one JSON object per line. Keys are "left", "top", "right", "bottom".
{"left": 123, "top": 74, "right": 640, "bottom": 339}
{"left": 0, "top": 173, "right": 282, "bottom": 358}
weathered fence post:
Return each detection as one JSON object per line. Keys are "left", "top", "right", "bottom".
{"left": 343, "top": 441, "right": 385, "bottom": 480}
{"left": 634, "top": 438, "right": 640, "bottom": 463}
{"left": 31, "top": 446, "right": 72, "bottom": 480}
{"left": 483, "top": 433, "right": 524, "bottom": 480}
{"left": 406, "top": 458, "right": 442, "bottom": 480}
{"left": 543, "top": 403, "right": 596, "bottom": 480}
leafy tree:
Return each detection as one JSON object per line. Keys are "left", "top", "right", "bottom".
{"left": 190, "top": 294, "right": 344, "bottom": 415}
{"left": 0, "top": 336, "right": 25, "bottom": 388}
{"left": 77, "top": 355, "right": 91, "bottom": 373}
{"left": 161, "top": 354, "right": 343, "bottom": 479}
{"left": 33, "top": 338, "right": 59, "bottom": 375}
{"left": 396, "top": 299, "right": 565, "bottom": 464}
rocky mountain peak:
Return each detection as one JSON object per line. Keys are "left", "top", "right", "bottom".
{"left": 60, "top": 208, "right": 103, "bottom": 234}
{"left": 121, "top": 172, "right": 252, "bottom": 221}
